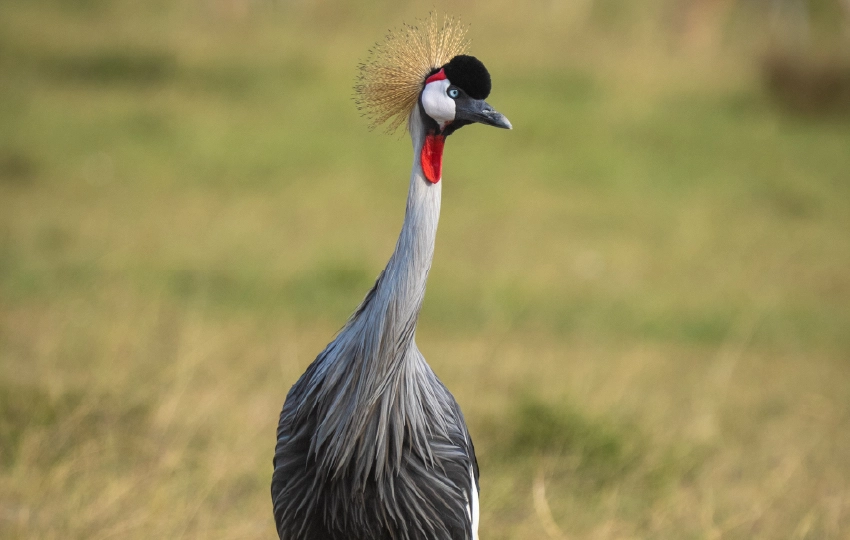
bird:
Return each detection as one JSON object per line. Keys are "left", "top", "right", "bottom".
{"left": 271, "top": 15, "right": 511, "bottom": 540}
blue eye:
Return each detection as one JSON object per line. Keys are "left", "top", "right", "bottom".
{"left": 447, "top": 88, "right": 459, "bottom": 98}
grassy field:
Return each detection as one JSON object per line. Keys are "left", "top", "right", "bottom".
{"left": 2, "top": 1, "right": 850, "bottom": 538}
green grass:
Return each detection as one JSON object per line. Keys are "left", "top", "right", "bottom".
{"left": 2, "top": 1, "right": 850, "bottom": 538}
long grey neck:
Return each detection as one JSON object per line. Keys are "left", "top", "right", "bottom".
{"left": 351, "top": 109, "right": 441, "bottom": 349}
{"left": 381, "top": 110, "right": 441, "bottom": 326}
{"left": 309, "top": 109, "right": 443, "bottom": 476}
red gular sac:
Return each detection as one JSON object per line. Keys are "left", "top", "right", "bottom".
{"left": 421, "top": 133, "right": 445, "bottom": 183}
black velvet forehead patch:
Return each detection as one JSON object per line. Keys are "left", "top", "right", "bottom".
{"left": 441, "top": 55, "right": 491, "bottom": 100}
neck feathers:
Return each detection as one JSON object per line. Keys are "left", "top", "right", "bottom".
{"left": 305, "top": 108, "right": 444, "bottom": 479}
{"left": 351, "top": 108, "right": 441, "bottom": 351}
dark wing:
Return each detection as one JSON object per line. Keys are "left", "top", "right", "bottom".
{"left": 272, "top": 345, "right": 479, "bottom": 540}
{"left": 271, "top": 359, "right": 326, "bottom": 539}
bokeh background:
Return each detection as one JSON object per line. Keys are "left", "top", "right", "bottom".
{"left": 2, "top": 0, "right": 850, "bottom": 538}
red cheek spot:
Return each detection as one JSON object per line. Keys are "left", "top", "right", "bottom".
{"left": 425, "top": 68, "right": 446, "bottom": 85}
{"left": 421, "top": 133, "right": 445, "bottom": 184}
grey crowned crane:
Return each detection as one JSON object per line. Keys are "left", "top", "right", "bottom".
{"left": 272, "top": 15, "right": 511, "bottom": 540}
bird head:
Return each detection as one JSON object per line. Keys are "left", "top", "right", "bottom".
{"left": 354, "top": 15, "right": 511, "bottom": 182}
{"left": 420, "top": 55, "right": 512, "bottom": 135}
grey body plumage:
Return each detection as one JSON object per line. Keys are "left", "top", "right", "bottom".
{"left": 272, "top": 110, "right": 478, "bottom": 540}
{"left": 272, "top": 20, "right": 509, "bottom": 538}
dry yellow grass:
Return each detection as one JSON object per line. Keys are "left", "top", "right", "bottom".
{"left": 1, "top": 1, "right": 850, "bottom": 539}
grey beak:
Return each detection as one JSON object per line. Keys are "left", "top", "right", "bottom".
{"left": 455, "top": 98, "right": 512, "bottom": 129}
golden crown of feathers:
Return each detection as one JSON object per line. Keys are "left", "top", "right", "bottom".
{"left": 354, "top": 14, "right": 470, "bottom": 133}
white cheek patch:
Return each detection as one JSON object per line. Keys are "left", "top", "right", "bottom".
{"left": 421, "top": 79, "right": 455, "bottom": 127}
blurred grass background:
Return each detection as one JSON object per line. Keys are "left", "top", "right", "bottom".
{"left": 1, "top": 0, "right": 850, "bottom": 538}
